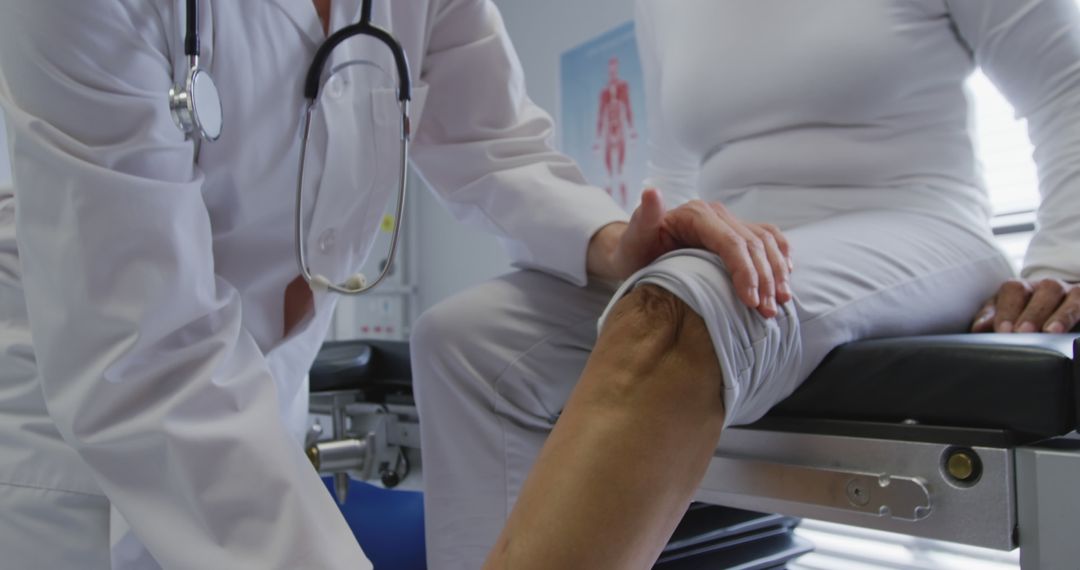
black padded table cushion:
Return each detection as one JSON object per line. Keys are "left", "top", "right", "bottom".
{"left": 765, "top": 334, "right": 1079, "bottom": 439}
{"left": 310, "top": 340, "right": 411, "bottom": 393}
{"left": 311, "top": 335, "right": 1080, "bottom": 439}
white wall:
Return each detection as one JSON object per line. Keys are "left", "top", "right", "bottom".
{"left": 412, "top": 0, "right": 634, "bottom": 314}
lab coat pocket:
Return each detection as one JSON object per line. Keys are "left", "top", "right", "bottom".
{"left": 304, "top": 81, "right": 386, "bottom": 284}
{"left": 304, "top": 75, "right": 428, "bottom": 285}
{"left": 339, "top": 82, "right": 429, "bottom": 282}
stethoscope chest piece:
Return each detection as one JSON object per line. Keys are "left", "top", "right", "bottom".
{"left": 169, "top": 62, "right": 223, "bottom": 141}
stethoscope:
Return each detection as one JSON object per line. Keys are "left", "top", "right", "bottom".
{"left": 168, "top": 0, "right": 412, "bottom": 295}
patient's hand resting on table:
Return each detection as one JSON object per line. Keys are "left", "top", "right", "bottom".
{"left": 971, "top": 279, "right": 1080, "bottom": 334}
{"left": 587, "top": 188, "right": 793, "bottom": 318}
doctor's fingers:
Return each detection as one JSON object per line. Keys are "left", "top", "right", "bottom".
{"left": 746, "top": 222, "right": 793, "bottom": 304}
{"left": 705, "top": 203, "right": 782, "bottom": 316}
{"left": 750, "top": 222, "right": 792, "bottom": 269}
{"left": 1017, "top": 280, "right": 1080, "bottom": 333}
{"left": 728, "top": 220, "right": 780, "bottom": 315}
{"left": 663, "top": 201, "right": 762, "bottom": 312}
{"left": 622, "top": 189, "right": 669, "bottom": 260}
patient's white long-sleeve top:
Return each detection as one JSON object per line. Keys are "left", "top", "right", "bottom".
{"left": 636, "top": 0, "right": 1080, "bottom": 281}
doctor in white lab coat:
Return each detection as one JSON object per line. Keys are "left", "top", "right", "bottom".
{"left": 0, "top": 0, "right": 635, "bottom": 568}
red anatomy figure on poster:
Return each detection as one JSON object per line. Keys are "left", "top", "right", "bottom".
{"left": 594, "top": 57, "right": 636, "bottom": 206}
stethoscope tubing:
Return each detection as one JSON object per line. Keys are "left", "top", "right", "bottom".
{"left": 180, "top": 0, "right": 413, "bottom": 296}
{"left": 294, "top": 97, "right": 411, "bottom": 295}
{"left": 293, "top": 0, "right": 413, "bottom": 295}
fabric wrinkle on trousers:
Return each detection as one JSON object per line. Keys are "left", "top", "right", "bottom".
{"left": 412, "top": 209, "right": 1014, "bottom": 570}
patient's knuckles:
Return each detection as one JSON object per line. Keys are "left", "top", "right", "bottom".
{"left": 1061, "top": 291, "right": 1080, "bottom": 320}
{"left": 1034, "top": 278, "right": 1067, "bottom": 298}
{"left": 999, "top": 280, "right": 1032, "bottom": 305}
{"left": 1001, "top": 279, "right": 1030, "bottom": 294}
{"left": 1025, "top": 292, "right": 1058, "bottom": 314}
{"left": 1058, "top": 305, "right": 1080, "bottom": 327}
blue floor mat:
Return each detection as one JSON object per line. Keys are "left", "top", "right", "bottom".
{"left": 322, "top": 477, "right": 426, "bottom": 570}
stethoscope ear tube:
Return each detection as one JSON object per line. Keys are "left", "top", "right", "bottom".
{"left": 185, "top": 0, "right": 199, "bottom": 57}
{"left": 303, "top": 23, "right": 412, "bottom": 104}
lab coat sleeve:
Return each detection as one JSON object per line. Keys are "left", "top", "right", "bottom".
{"left": 410, "top": 0, "right": 630, "bottom": 286}
{"left": 0, "top": 2, "right": 369, "bottom": 568}
{"left": 947, "top": 0, "right": 1080, "bottom": 282}
{"left": 634, "top": 0, "right": 701, "bottom": 207}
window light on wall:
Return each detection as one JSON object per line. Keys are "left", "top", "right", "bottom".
{"left": 968, "top": 71, "right": 1041, "bottom": 217}
{"left": 968, "top": 69, "right": 1043, "bottom": 271}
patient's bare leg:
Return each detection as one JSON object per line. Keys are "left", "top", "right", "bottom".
{"left": 482, "top": 285, "right": 726, "bottom": 569}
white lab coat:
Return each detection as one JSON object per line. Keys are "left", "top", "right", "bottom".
{"left": 0, "top": 0, "right": 628, "bottom": 568}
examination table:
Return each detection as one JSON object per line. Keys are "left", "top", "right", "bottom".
{"left": 308, "top": 333, "right": 1080, "bottom": 569}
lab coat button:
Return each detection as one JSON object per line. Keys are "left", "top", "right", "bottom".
{"left": 318, "top": 228, "right": 337, "bottom": 253}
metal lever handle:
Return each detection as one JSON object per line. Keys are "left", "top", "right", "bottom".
{"left": 307, "top": 433, "right": 376, "bottom": 504}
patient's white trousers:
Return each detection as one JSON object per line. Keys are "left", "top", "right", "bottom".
{"left": 412, "top": 209, "right": 1013, "bottom": 569}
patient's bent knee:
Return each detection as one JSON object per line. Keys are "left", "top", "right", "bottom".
{"left": 600, "top": 285, "right": 688, "bottom": 351}
{"left": 592, "top": 285, "right": 723, "bottom": 403}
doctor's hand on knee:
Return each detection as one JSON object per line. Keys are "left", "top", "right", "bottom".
{"left": 587, "top": 188, "right": 793, "bottom": 318}
{"left": 971, "top": 278, "right": 1080, "bottom": 333}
